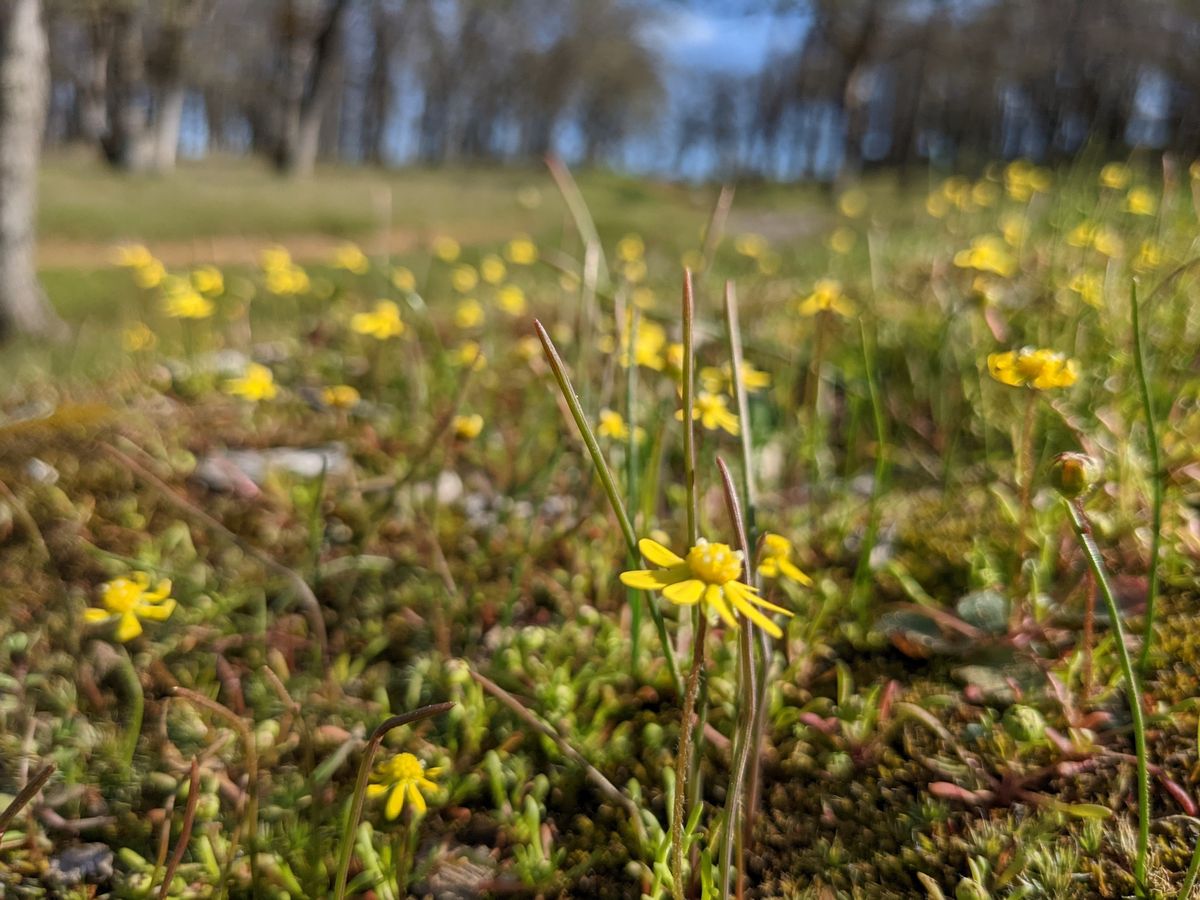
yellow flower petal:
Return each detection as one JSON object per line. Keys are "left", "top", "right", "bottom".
{"left": 620, "top": 569, "right": 673, "bottom": 590}
{"left": 134, "top": 598, "right": 176, "bottom": 621}
{"left": 386, "top": 783, "right": 406, "bottom": 819}
{"left": 366, "top": 784, "right": 388, "bottom": 798}
{"left": 638, "top": 538, "right": 683, "bottom": 567}
{"left": 727, "top": 590, "right": 783, "bottom": 638}
{"left": 662, "top": 578, "right": 706, "bottom": 606}
{"left": 115, "top": 612, "right": 143, "bottom": 642}
{"left": 706, "top": 586, "right": 739, "bottom": 629}
{"left": 408, "top": 783, "right": 427, "bottom": 815}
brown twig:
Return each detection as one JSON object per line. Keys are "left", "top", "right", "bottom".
{"left": 0, "top": 762, "right": 54, "bottom": 840}
{"left": 158, "top": 759, "right": 202, "bottom": 900}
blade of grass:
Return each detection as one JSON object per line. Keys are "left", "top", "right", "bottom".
{"left": 1130, "top": 281, "right": 1163, "bottom": 674}
{"left": 850, "top": 316, "right": 889, "bottom": 624}
{"left": 534, "top": 319, "right": 681, "bottom": 696}
{"left": 627, "top": 305, "right": 643, "bottom": 679}
{"left": 545, "top": 155, "right": 609, "bottom": 286}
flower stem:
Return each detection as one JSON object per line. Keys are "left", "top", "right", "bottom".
{"left": 535, "top": 319, "right": 681, "bottom": 696}
{"left": 117, "top": 647, "right": 144, "bottom": 773}
{"left": 671, "top": 616, "right": 707, "bottom": 900}
{"left": 332, "top": 702, "right": 454, "bottom": 900}
{"left": 1130, "top": 282, "right": 1163, "bottom": 674}
{"left": 681, "top": 270, "right": 699, "bottom": 547}
{"left": 1064, "top": 500, "right": 1150, "bottom": 893}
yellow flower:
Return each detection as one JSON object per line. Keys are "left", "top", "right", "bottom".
{"left": 455, "top": 298, "right": 484, "bottom": 328}
{"left": 505, "top": 235, "right": 538, "bottom": 265}
{"left": 455, "top": 341, "right": 485, "bottom": 370}
{"left": 451, "top": 264, "right": 478, "bottom": 293}
{"left": 798, "top": 278, "right": 855, "bottom": 317}
{"left": 496, "top": 284, "right": 526, "bottom": 316}
{"left": 757, "top": 533, "right": 813, "bottom": 586}
{"left": 1068, "top": 271, "right": 1103, "bottom": 308}
{"left": 632, "top": 287, "right": 656, "bottom": 309}
{"left": 332, "top": 243, "right": 369, "bottom": 274}
{"left": 838, "top": 188, "right": 868, "bottom": 218}
{"left": 479, "top": 254, "right": 506, "bottom": 284}
{"left": 699, "top": 361, "right": 770, "bottom": 394}
{"left": 351, "top": 300, "right": 406, "bottom": 339}
{"left": 616, "top": 233, "right": 645, "bottom": 262}
{"left": 190, "top": 266, "right": 224, "bottom": 296}
{"left": 827, "top": 226, "right": 856, "bottom": 254}
{"left": 925, "top": 192, "right": 950, "bottom": 218}
{"left": 452, "top": 413, "right": 483, "bottom": 440}
{"left": 322, "top": 384, "right": 360, "bottom": 409}
{"left": 971, "top": 181, "right": 999, "bottom": 208}
{"left": 260, "top": 245, "right": 292, "bottom": 271}
{"left": 113, "top": 244, "right": 155, "bottom": 268}
{"left": 1090, "top": 227, "right": 1123, "bottom": 258}
{"left": 163, "top": 287, "right": 214, "bottom": 319}
{"left": 432, "top": 236, "right": 461, "bottom": 262}
{"left": 1000, "top": 213, "right": 1026, "bottom": 248}
{"left": 1066, "top": 222, "right": 1093, "bottom": 248}
{"left": 366, "top": 753, "right": 441, "bottom": 819}
{"left": 620, "top": 538, "right": 793, "bottom": 638}
{"left": 85, "top": 573, "right": 176, "bottom": 642}
{"left": 734, "top": 233, "right": 769, "bottom": 259}
{"left": 391, "top": 266, "right": 417, "bottom": 293}
{"left": 1133, "top": 240, "right": 1163, "bottom": 273}
{"left": 622, "top": 259, "right": 647, "bottom": 283}
{"left": 677, "top": 391, "right": 739, "bottom": 435}
{"left": 122, "top": 322, "right": 157, "bottom": 352}
{"left": 225, "top": 363, "right": 277, "bottom": 401}
{"left": 941, "top": 177, "right": 972, "bottom": 210}
{"left": 133, "top": 259, "right": 167, "bottom": 289}
{"left": 987, "top": 347, "right": 1078, "bottom": 390}
{"left": 599, "top": 313, "right": 666, "bottom": 370}
{"left": 598, "top": 409, "right": 630, "bottom": 440}
{"left": 1124, "top": 187, "right": 1157, "bottom": 216}
{"left": 953, "top": 236, "right": 1016, "bottom": 278}
{"left": 1099, "top": 162, "right": 1130, "bottom": 190}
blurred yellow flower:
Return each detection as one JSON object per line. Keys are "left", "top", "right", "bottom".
{"left": 677, "top": 391, "right": 739, "bottom": 435}
{"left": 391, "top": 266, "right": 417, "bottom": 293}
{"left": 122, "top": 322, "right": 157, "bottom": 352}
{"left": 598, "top": 408, "right": 631, "bottom": 440}
{"left": 455, "top": 341, "right": 486, "bottom": 370}
{"left": 734, "top": 233, "right": 769, "bottom": 259}
{"left": 191, "top": 266, "right": 224, "bottom": 296}
{"left": 617, "top": 234, "right": 644, "bottom": 262}
{"left": 113, "top": 243, "right": 155, "bottom": 268}
{"left": 827, "top": 226, "right": 856, "bottom": 254}
{"left": 1125, "top": 187, "right": 1157, "bottom": 216}
{"left": 953, "top": 235, "right": 1016, "bottom": 278}
{"left": 632, "top": 286, "right": 656, "bottom": 309}
{"left": 332, "top": 243, "right": 369, "bottom": 274}
{"left": 322, "top": 384, "right": 361, "bottom": 409}
{"left": 452, "top": 413, "right": 484, "bottom": 440}
{"left": 367, "top": 753, "right": 441, "bottom": 819}
{"left": 133, "top": 259, "right": 167, "bottom": 289}
{"left": 163, "top": 287, "right": 214, "bottom": 319}
{"left": 620, "top": 537, "right": 792, "bottom": 637}
{"left": 455, "top": 298, "right": 484, "bottom": 328}
{"left": 971, "top": 181, "right": 999, "bottom": 208}
{"left": 351, "top": 300, "right": 406, "bottom": 339}
{"left": 987, "top": 347, "right": 1078, "bottom": 390}
{"left": 600, "top": 312, "right": 666, "bottom": 370}
{"left": 432, "top": 236, "right": 461, "bottom": 262}
{"left": 496, "top": 284, "right": 526, "bottom": 316}
{"left": 798, "top": 278, "right": 855, "bottom": 317}
{"left": 1000, "top": 213, "right": 1026, "bottom": 248}
{"left": 1091, "top": 227, "right": 1123, "bottom": 258}
{"left": 225, "top": 362, "right": 278, "bottom": 401}
{"left": 757, "top": 533, "right": 813, "bottom": 586}
{"left": 506, "top": 235, "right": 538, "bottom": 265}
{"left": 700, "top": 361, "right": 771, "bottom": 394}
{"left": 1068, "top": 271, "right": 1103, "bottom": 308}
{"left": 1099, "top": 162, "right": 1130, "bottom": 190}
{"left": 838, "top": 188, "right": 868, "bottom": 218}
{"left": 265, "top": 263, "right": 310, "bottom": 295}
{"left": 1133, "top": 240, "right": 1163, "bottom": 273}
{"left": 516, "top": 335, "right": 541, "bottom": 362}
{"left": 479, "top": 254, "right": 506, "bottom": 285}
{"left": 925, "top": 192, "right": 950, "bottom": 218}
{"left": 85, "top": 572, "right": 176, "bottom": 642}
{"left": 451, "top": 264, "right": 478, "bottom": 293}
{"left": 260, "top": 245, "right": 293, "bottom": 272}
{"left": 622, "top": 259, "right": 647, "bottom": 283}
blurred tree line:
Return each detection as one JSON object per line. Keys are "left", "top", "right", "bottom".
{"left": 33, "top": 0, "right": 1200, "bottom": 180}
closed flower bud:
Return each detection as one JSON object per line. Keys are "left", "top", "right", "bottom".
{"left": 1050, "top": 452, "right": 1099, "bottom": 498}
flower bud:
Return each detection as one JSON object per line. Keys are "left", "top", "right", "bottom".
{"left": 1050, "top": 452, "right": 1099, "bottom": 498}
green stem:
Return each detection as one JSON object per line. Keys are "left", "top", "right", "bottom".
{"left": 723, "top": 281, "right": 757, "bottom": 546}
{"left": 627, "top": 307, "right": 642, "bottom": 679}
{"left": 1064, "top": 500, "right": 1150, "bottom": 893}
{"left": 332, "top": 703, "right": 453, "bottom": 900}
{"left": 1181, "top": 833, "right": 1200, "bottom": 900}
{"left": 535, "top": 319, "right": 681, "bottom": 696}
{"left": 682, "top": 271, "right": 699, "bottom": 546}
{"left": 851, "top": 317, "right": 888, "bottom": 624}
{"left": 118, "top": 647, "right": 145, "bottom": 773}
{"left": 1130, "top": 282, "right": 1163, "bottom": 674}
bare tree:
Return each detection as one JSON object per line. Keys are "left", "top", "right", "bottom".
{"left": 0, "top": 0, "right": 63, "bottom": 340}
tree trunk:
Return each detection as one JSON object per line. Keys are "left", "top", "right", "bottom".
{"left": 151, "top": 81, "right": 186, "bottom": 171}
{"left": 101, "top": 5, "right": 150, "bottom": 170}
{"left": 0, "top": 0, "right": 63, "bottom": 340}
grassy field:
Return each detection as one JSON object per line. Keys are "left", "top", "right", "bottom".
{"left": 3, "top": 155, "right": 1199, "bottom": 898}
